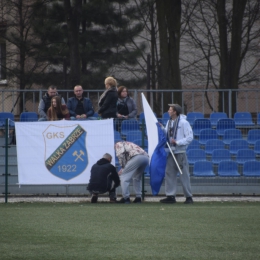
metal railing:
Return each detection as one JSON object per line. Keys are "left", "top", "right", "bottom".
{"left": 1, "top": 88, "right": 260, "bottom": 118}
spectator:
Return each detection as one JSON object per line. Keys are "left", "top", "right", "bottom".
{"left": 38, "top": 85, "right": 65, "bottom": 121}
{"left": 47, "top": 96, "right": 70, "bottom": 121}
{"left": 67, "top": 85, "right": 95, "bottom": 120}
{"left": 160, "top": 104, "right": 194, "bottom": 204}
{"left": 98, "top": 76, "right": 118, "bottom": 119}
{"left": 115, "top": 86, "right": 137, "bottom": 131}
{"left": 115, "top": 141, "right": 149, "bottom": 204}
{"left": 87, "top": 153, "right": 120, "bottom": 203}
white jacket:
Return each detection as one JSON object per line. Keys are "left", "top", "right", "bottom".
{"left": 164, "top": 114, "right": 193, "bottom": 154}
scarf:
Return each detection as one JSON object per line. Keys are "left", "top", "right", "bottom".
{"left": 98, "top": 86, "right": 117, "bottom": 106}
{"left": 167, "top": 116, "right": 180, "bottom": 146}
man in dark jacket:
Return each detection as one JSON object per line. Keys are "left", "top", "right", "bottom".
{"left": 67, "top": 85, "right": 95, "bottom": 120}
{"left": 87, "top": 153, "right": 120, "bottom": 203}
{"left": 38, "top": 85, "right": 65, "bottom": 120}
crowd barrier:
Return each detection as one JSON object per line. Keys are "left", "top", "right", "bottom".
{"left": 1, "top": 114, "right": 260, "bottom": 203}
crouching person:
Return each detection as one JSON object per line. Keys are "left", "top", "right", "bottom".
{"left": 87, "top": 153, "right": 120, "bottom": 203}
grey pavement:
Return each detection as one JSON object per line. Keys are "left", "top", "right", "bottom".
{"left": 1, "top": 195, "right": 260, "bottom": 203}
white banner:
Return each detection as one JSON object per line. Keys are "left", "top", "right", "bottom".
{"left": 15, "top": 119, "right": 114, "bottom": 185}
{"left": 141, "top": 93, "right": 158, "bottom": 161}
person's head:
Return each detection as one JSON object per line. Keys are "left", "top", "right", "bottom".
{"left": 104, "top": 76, "right": 117, "bottom": 89}
{"left": 168, "top": 104, "right": 182, "bottom": 119}
{"left": 47, "top": 85, "right": 57, "bottom": 97}
{"left": 51, "top": 96, "right": 62, "bottom": 109}
{"left": 103, "top": 153, "right": 112, "bottom": 162}
{"left": 74, "top": 85, "right": 83, "bottom": 99}
{"left": 118, "top": 86, "right": 128, "bottom": 98}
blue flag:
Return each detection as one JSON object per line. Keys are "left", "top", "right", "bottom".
{"left": 149, "top": 123, "right": 167, "bottom": 195}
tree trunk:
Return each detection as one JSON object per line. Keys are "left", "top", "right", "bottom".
{"left": 63, "top": 0, "right": 82, "bottom": 88}
{"left": 156, "top": 0, "right": 182, "bottom": 112}
{"left": 217, "top": 0, "right": 247, "bottom": 116}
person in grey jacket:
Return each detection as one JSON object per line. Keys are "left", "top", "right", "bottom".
{"left": 67, "top": 85, "right": 95, "bottom": 120}
{"left": 38, "top": 85, "right": 65, "bottom": 120}
{"left": 115, "top": 86, "right": 137, "bottom": 131}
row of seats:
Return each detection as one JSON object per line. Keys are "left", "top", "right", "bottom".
{"left": 0, "top": 111, "right": 102, "bottom": 126}
{"left": 187, "top": 148, "right": 258, "bottom": 165}
{"left": 187, "top": 139, "right": 260, "bottom": 156}
{"left": 192, "top": 129, "right": 260, "bottom": 145}
{"left": 192, "top": 160, "right": 260, "bottom": 177}
{"left": 140, "top": 160, "right": 260, "bottom": 177}
{"left": 186, "top": 111, "right": 259, "bottom": 127}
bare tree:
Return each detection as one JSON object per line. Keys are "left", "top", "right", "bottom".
{"left": 0, "top": 0, "right": 51, "bottom": 113}
{"left": 182, "top": 0, "right": 260, "bottom": 115}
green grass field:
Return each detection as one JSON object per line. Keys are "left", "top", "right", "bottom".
{"left": 0, "top": 202, "right": 260, "bottom": 260}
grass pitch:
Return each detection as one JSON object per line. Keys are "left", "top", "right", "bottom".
{"left": 0, "top": 201, "right": 260, "bottom": 260}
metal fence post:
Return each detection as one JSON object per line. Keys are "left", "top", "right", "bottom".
{"left": 4, "top": 118, "right": 9, "bottom": 203}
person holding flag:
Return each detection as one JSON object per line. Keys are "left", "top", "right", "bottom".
{"left": 160, "top": 104, "right": 194, "bottom": 204}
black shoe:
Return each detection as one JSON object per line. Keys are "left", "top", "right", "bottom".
{"left": 109, "top": 198, "right": 118, "bottom": 203}
{"left": 133, "top": 197, "right": 142, "bottom": 203}
{"left": 118, "top": 197, "right": 131, "bottom": 204}
{"left": 91, "top": 194, "right": 98, "bottom": 203}
{"left": 160, "top": 196, "right": 176, "bottom": 203}
{"left": 184, "top": 197, "right": 193, "bottom": 204}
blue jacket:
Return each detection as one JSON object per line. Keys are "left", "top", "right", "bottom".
{"left": 67, "top": 97, "right": 94, "bottom": 117}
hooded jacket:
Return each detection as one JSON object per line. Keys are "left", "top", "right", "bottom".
{"left": 87, "top": 158, "right": 120, "bottom": 192}
{"left": 164, "top": 114, "right": 193, "bottom": 154}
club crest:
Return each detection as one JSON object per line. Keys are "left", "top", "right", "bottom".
{"left": 43, "top": 124, "right": 88, "bottom": 180}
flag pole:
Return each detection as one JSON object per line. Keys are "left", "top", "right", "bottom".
{"left": 166, "top": 142, "right": 183, "bottom": 175}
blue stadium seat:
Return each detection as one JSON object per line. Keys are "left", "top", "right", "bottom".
{"left": 0, "top": 112, "right": 15, "bottom": 127}
{"left": 131, "top": 138, "right": 148, "bottom": 148}
{"left": 187, "top": 149, "right": 206, "bottom": 165}
{"left": 187, "top": 139, "right": 200, "bottom": 151}
{"left": 211, "top": 149, "right": 231, "bottom": 165}
{"left": 198, "top": 129, "right": 218, "bottom": 146}
{"left": 243, "top": 161, "right": 260, "bottom": 177}
{"left": 114, "top": 131, "right": 122, "bottom": 143}
{"left": 229, "top": 139, "right": 248, "bottom": 156}
{"left": 138, "top": 112, "right": 156, "bottom": 126}
{"left": 257, "top": 113, "right": 260, "bottom": 126}
{"left": 193, "top": 161, "right": 215, "bottom": 177}
{"left": 186, "top": 112, "right": 204, "bottom": 127}
{"left": 120, "top": 119, "right": 140, "bottom": 136}
{"left": 93, "top": 112, "right": 99, "bottom": 118}
{"left": 125, "top": 130, "right": 143, "bottom": 142}
{"left": 204, "top": 139, "right": 225, "bottom": 156}
{"left": 192, "top": 118, "right": 212, "bottom": 137}
{"left": 247, "top": 129, "right": 260, "bottom": 146}
{"left": 235, "top": 149, "right": 255, "bottom": 165}
{"left": 234, "top": 112, "right": 254, "bottom": 127}
{"left": 216, "top": 118, "right": 236, "bottom": 137}
{"left": 209, "top": 112, "right": 227, "bottom": 127}
{"left": 254, "top": 140, "right": 260, "bottom": 157}
{"left": 222, "top": 129, "right": 243, "bottom": 145}
{"left": 20, "top": 112, "right": 38, "bottom": 122}
{"left": 162, "top": 112, "right": 170, "bottom": 125}
{"left": 218, "top": 161, "right": 240, "bottom": 177}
